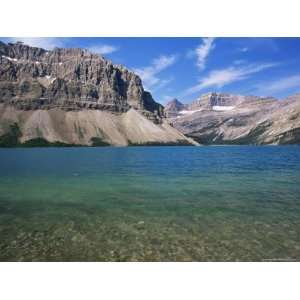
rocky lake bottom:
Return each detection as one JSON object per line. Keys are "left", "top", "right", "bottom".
{"left": 0, "top": 146, "right": 300, "bottom": 261}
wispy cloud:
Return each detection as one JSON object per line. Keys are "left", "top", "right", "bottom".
{"left": 151, "top": 77, "right": 174, "bottom": 92}
{"left": 160, "top": 95, "right": 176, "bottom": 104}
{"left": 184, "top": 62, "right": 277, "bottom": 96}
{"left": 233, "top": 59, "right": 247, "bottom": 65}
{"left": 5, "top": 37, "right": 66, "bottom": 50}
{"left": 88, "top": 44, "right": 118, "bottom": 55}
{"left": 133, "top": 55, "right": 177, "bottom": 90}
{"left": 195, "top": 37, "right": 216, "bottom": 71}
{"left": 237, "top": 39, "right": 279, "bottom": 54}
{"left": 239, "top": 47, "right": 249, "bottom": 52}
{"left": 254, "top": 75, "right": 300, "bottom": 96}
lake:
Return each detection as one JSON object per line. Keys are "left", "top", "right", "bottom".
{"left": 0, "top": 146, "right": 300, "bottom": 261}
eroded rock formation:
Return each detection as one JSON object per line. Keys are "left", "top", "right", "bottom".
{"left": 166, "top": 92, "right": 300, "bottom": 145}
{"left": 0, "top": 41, "right": 163, "bottom": 119}
{"left": 0, "top": 41, "right": 196, "bottom": 146}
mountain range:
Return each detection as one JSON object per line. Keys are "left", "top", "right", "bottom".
{"left": 165, "top": 92, "right": 300, "bottom": 144}
{"left": 1, "top": 41, "right": 300, "bottom": 147}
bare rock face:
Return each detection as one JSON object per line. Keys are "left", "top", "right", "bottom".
{"left": 165, "top": 92, "right": 277, "bottom": 115}
{"left": 164, "top": 98, "right": 186, "bottom": 118}
{"left": 166, "top": 92, "right": 300, "bottom": 145}
{"left": 0, "top": 41, "right": 198, "bottom": 146}
{"left": 187, "top": 92, "right": 248, "bottom": 110}
{"left": 0, "top": 41, "right": 163, "bottom": 119}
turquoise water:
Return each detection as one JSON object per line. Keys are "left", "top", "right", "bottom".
{"left": 0, "top": 146, "right": 300, "bottom": 261}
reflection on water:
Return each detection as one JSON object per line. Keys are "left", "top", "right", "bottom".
{"left": 0, "top": 146, "right": 300, "bottom": 261}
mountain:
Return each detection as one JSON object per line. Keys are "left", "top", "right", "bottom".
{"left": 164, "top": 98, "right": 186, "bottom": 118}
{"left": 0, "top": 41, "right": 196, "bottom": 146}
{"left": 166, "top": 92, "right": 300, "bottom": 145}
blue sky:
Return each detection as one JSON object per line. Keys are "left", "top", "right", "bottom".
{"left": 2, "top": 37, "right": 300, "bottom": 104}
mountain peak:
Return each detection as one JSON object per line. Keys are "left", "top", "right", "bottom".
{"left": 0, "top": 41, "right": 163, "bottom": 121}
{"left": 164, "top": 98, "right": 186, "bottom": 117}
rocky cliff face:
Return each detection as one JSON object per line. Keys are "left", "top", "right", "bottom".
{"left": 0, "top": 41, "right": 197, "bottom": 146}
{"left": 166, "top": 92, "right": 300, "bottom": 145}
{"left": 185, "top": 92, "right": 276, "bottom": 111}
{"left": 0, "top": 41, "right": 163, "bottom": 119}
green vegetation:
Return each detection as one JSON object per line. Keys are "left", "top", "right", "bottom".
{"left": 0, "top": 124, "right": 192, "bottom": 147}
{"left": 74, "top": 123, "right": 85, "bottom": 139}
{"left": 90, "top": 137, "right": 111, "bottom": 147}
{"left": 0, "top": 123, "right": 22, "bottom": 147}
{"left": 22, "top": 138, "right": 78, "bottom": 147}
{"left": 0, "top": 124, "right": 83, "bottom": 147}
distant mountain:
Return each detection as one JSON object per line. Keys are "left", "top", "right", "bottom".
{"left": 164, "top": 98, "right": 186, "bottom": 117}
{"left": 165, "top": 92, "right": 277, "bottom": 114}
{"left": 165, "top": 92, "right": 300, "bottom": 145}
{"left": 0, "top": 41, "right": 196, "bottom": 146}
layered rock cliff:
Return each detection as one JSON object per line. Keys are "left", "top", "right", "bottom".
{"left": 0, "top": 41, "right": 163, "bottom": 117}
{"left": 166, "top": 92, "right": 300, "bottom": 145}
{"left": 0, "top": 41, "right": 196, "bottom": 146}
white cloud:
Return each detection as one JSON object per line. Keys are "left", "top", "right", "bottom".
{"left": 88, "top": 44, "right": 118, "bottom": 55}
{"left": 133, "top": 55, "right": 177, "bottom": 90}
{"left": 195, "top": 37, "right": 215, "bottom": 70}
{"left": 254, "top": 75, "right": 300, "bottom": 96}
{"left": 152, "top": 55, "right": 177, "bottom": 72}
{"left": 151, "top": 77, "right": 174, "bottom": 92}
{"left": 184, "top": 62, "right": 277, "bottom": 96}
{"left": 6, "top": 37, "right": 66, "bottom": 50}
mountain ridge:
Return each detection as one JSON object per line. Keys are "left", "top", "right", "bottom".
{"left": 0, "top": 41, "right": 196, "bottom": 146}
{"left": 0, "top": 41, "right": 163, "bottom": 119}
{"left": 165, "top": 92, "right": 300, "bottom": 145}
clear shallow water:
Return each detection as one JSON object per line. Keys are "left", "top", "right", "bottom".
{"left": 0, "top": 146, "right": 300, "bottom": 261}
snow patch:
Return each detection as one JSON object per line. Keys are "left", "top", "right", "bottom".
{"left": 179, "top": 109, "right": 202, "bottom": 115}
{"left": 59, "top": 62, "right": 63, "bottom": 65}
{"left": 2, "top": 55, "right": 18, "bottom": 62}
{"left": 45, "top": 75, "right": 56, "bottom": 83}
{"left": 212, "top": 106, "right": 235, "bottom": 111}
